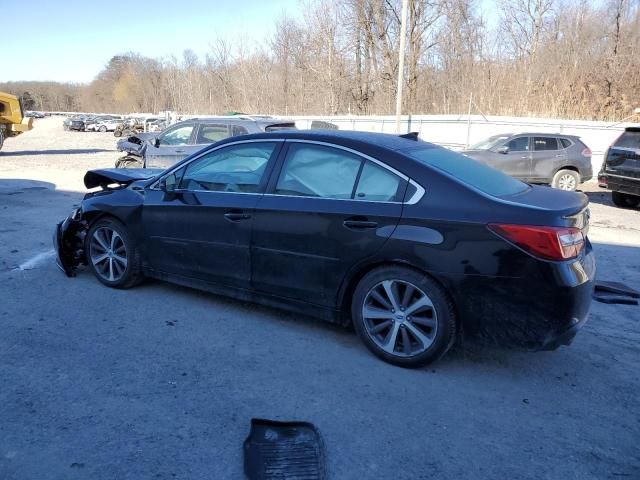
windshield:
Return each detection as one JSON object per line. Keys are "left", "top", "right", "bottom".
{"left": 403, "top": 145, "right": 529, "bottom": 197}
{"left": 469, "top": 135, "right": 511, "bottom": 150}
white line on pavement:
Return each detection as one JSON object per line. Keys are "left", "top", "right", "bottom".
{"left": 14, "top": 250, "right": 56, "bottom": 271}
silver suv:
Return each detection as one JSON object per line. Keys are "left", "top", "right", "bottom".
{"left": 143, "top": 116, "right": 296, "bottom": 169}
{"left": 462, "top": 133, "right": 593, "bottom": 191}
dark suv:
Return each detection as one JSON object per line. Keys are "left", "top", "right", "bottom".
{"left": 462, "top": 133, "right": 593, "bottom": 191}
{"left": 142, "top": 116, "right": 296, "bottom": 169}
{"left": 598, "top": 127, "right": 640, "bottom": 208}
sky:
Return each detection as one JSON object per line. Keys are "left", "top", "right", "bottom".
{"left": 1, "top": 0, "right": 302, "bottom": 83}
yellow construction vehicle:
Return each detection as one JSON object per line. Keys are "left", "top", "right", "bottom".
{"left": 0, "top": 92, "right": 33, "bottom": 151}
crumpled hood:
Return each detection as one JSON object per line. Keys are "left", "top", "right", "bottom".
{"left": 84, "top": 168, "right": 164, "bottom": 189}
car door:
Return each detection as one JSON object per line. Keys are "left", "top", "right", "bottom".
{"left": 530, "top": 136, "right": 563, "bottom": 182}
{"left": 489, "top": 135, "right": 532, "bottom": 179}
{"left": 142, "top": 140, "right": 283, "bottom": 288}
{"left": 144, "top": 123, "right": 196, "bottom": 169}
{"left": 251, "top": 141, "right": 407, "bottom": 307}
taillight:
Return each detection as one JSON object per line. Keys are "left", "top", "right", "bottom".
{"left": 488, "top": 224, "right": 584, "bottom": 261}
{"left": 581, "top": 148, "right": 592, "bottom": 157}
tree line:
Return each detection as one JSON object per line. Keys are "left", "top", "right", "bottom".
{"left": 2, "top": 0, "right": 639, "bottom": 121}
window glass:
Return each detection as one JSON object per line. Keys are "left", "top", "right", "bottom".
{"left": 614, "top": 130, "right": 640, "bottom": 149}
{"left": 470, "top": 135, "right": 510, "bottom": 150}
{"left": 355, "top": 161, "right": 402, "bottom": 201}
{"left": 232, "top": 125, "right": 249, "bottom": 136}
{"left": 179, "top": 142, "right": 276, "bottom": 193}
{"left": 275, "top": 144, "right": 362, "bottom": 199}
{"left": 506, "top": 137, "right": 529, "bottom": 152}
{"left": 533, "top": 137, "right": 559, "bottom": 151}
{"left": 560, "top": 138, "right": 572, "bottom": 149}
{"left": 196, "top": 124, "right": 230, "bottom": 144}
{"left": 403, "top": 145, "right": 529, "bottom": 197}
{"left": 159, "top": 125, "right": 194, "bottom": 146}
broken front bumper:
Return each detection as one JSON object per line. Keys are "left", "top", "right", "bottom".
{"left": 53, "top": 213, "right": 88, "bottom": 277}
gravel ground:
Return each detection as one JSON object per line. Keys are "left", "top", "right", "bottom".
{"left": 0, "top": 118, "right": 638, "bottom": 480}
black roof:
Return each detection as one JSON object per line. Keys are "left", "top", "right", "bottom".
{"left": 230, "top": 129, "right": 434, "bottom": 152}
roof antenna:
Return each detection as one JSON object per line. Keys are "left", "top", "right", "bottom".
{"left": 399, "top": 132, "right": 419, "bottom": 140}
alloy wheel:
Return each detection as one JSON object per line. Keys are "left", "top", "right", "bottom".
{"left": 362, "top": 279, "right": 438, "bottom": 357}
{"left": 557, "top": 174, "right": 576, "bottom": 191}
{"left": 89, "top": 226, "right": 128, "bottom": 282}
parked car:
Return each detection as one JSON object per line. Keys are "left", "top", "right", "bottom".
{"left": 69, "top": 115, "right": 97, "bottom": 132}
{"left": 116, "top": 116, "right": 297, "bottom": 169}
{"left": 25, "top": 111, "right": 45, "bottom": 118}
{"left": 598, "top": 127, "right": 640, "bottom": 208}
{"left": 93, "top": 117, "right": 123, "bottom": 132}
{"left": 54, "top": 130, "right": 595, "bottom": 367}
{"left": 462, "top": 133, "right": 593, "bottom": 191}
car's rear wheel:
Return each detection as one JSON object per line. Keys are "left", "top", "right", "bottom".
{"left": 552, "top": 169, "right": 580, "bottom": 191}
{"left": 86, "top": 218, "right": 143, "bottom": 288}
{"left": 352, "top": 266, "right": 456, "bottom": 368}
{"left": 612, "top": 191, "right": 640, "bottom": 208}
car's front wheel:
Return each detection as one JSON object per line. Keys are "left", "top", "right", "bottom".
{"left": 99, "top": 125, "right": 107, "bottom": 132}
{"left": 86, "top": 218, "right": 143, "bottom": 288}
{"left": 352, "top": 266, "right": 456, "bottom": 368}
{"left": 552, "top": 169, "right": 580, "bottom": 191}
{"left": 612, "top": 191, "right": 640, "bottom": 208}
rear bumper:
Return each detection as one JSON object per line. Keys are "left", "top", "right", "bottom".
{"left": 451, "top": 247, "right": 596, "bottom": 350}
{"left": 599, "top": 173, "right": 640, "bottom": 196}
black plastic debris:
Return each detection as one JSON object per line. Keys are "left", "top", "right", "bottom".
{"left": 244, "top": 418, "right": 326, "bottom": 480}
{"left": 593, "top": 281, "right": 639, "bottom": 305}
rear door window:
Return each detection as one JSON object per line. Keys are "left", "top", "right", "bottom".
{"left": 196, "top": 124, "right": 231, "bottom": 144}
{"left": 506, "top": 137, "right": 529, "bottom": 152}
{"left": 533, "top": 137, "right": 559, "bottom": 151}
{"left": 355, "top": 161, "right": 402, "bottom": 202}
{"left": 275, "top": 144, "right": 361, "bottom": 199}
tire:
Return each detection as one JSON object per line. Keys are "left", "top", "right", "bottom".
{"left": 85, "top": 217, "right": 143, "bottom": 289}
{"left": 114, "top": 130, "right": 122, "bottom": 137}
{"left": 99, "top": 125, "right": 107, "bottom": 132}
{"left": 612, "top": 191, "right": 640, "bottom": 209}
{"left": 551, "top": 169, "right": 580, "bottom": 191}
{"left": 351, "top": 266, "right": 456, "bottom": 368}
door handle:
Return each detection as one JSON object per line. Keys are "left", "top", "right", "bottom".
{"left": 521, "top": 156, "right": 529, "bottom": 159}
{"left": 343, "top": 219, "right": 378, "bottom": 230}
{"left": 175, "top": 149, "right": 185, "bottom": 153}
{"left": 224, "top": 211, "right": 251, "bottom": 222}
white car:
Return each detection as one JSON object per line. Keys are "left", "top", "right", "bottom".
{"left": 94, "top": 118, "right": 123, "bottom": 132}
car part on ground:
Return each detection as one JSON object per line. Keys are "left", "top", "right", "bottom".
{"left": 599, "top": 127, "right": 640, "bottom": 208}
{"left": 0, "top": 92, "right": 33, "bottom": 150}
{"left": 54, "top": 130, "right": 595, "bottom": 367}
{"left": 244, "top": 419, "right": 325, "bottom": 480}
{"left": 462, "top": 133, "right": 593, "bottom": 191}
{"left": 592, "top": 281, "right": 639, "bottom": 305}
{"left": 115, "top": 156, "right": 144, "bottom": 168}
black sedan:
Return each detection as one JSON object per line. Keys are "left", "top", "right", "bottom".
{"left": 54, "top": 131, "right": 595, "bottom": 367}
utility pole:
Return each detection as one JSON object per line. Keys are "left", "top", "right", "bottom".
{"left": 395, "top": 0, "right": 409, "bottom": 134}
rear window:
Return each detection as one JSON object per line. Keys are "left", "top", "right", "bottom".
{"left": 264, "top": 123, "right": 297, "bottom": 132}
{"left": 614, "top": 130, "right": 640, "bottom": 149}
{"left": 403, "top": 146, "right": 529, "bottom": 197}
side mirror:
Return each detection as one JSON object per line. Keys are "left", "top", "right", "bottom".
{"left": 496, "top": 145, "right": 509, "bottom": 154}
{"left": 154, "top": 137, "right": 160, "bottom": 148}
{"left": 161, "top": 173, "right": 177, "bottom": 192}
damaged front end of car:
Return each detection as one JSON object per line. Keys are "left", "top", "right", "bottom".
{"left": 53, "top": 167, "right": 163, "bottom": 277}
{"left": 54, "top": 207, "right": 89, "bottom": 277}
